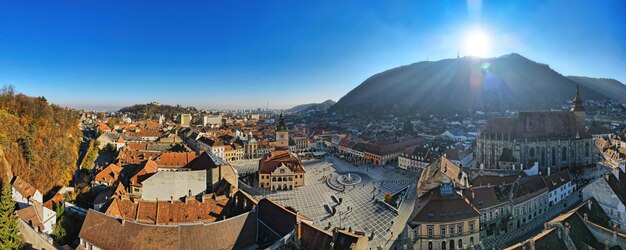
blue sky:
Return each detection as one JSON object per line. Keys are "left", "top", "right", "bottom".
{"left": 1, "top": 1, "right": 625, "bottom": 110}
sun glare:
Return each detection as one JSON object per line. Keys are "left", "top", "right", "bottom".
{"left": 464, "top": 28, "right": 490, "bottom": 57}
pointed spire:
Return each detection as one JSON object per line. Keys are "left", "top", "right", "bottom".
{"left": 277, "top": 113, "right": 288, "bottom": 132}
{"left": 570, "top": 84, "right": 585, "bottom": 112}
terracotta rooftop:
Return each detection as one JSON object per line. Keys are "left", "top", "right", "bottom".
{"left": 12, "top": 176, "right": 38, "bottom": 199}
{"left": 118, "top": 150, "right": 162, "bottom": 165}
{"left": 471, "top": 175, "right": 519, "bottom": 187}
{"left": 543, "top": 169, "right": 572, "bottom": 191}
{"left": 129, "top": 160, "right": 158, "bottom": 187}
{"left": 463, "top": 186, "right": 509, "bottom": 210}
{"left": 79, "top": 209, "right": 257, "bottom": 250}
{"left": 360, "top": 137, "right": 425, "bottom": 156}
{"left": 412, "top": 187, "right": 480, "bottom": 223}
{"left": 95, "top": 163, "right": 122, "bottom": 184}
{"left": 153, "top": 152, "right": 198, "bottom": 168}
{"left": 16, "top": 204, "right": 44, "bottom": 230}
{"left": 104, "top": 196, "right": 229, "bottom": 224}
{"left": 510, "top": 175, "right": 548, "bottom": 204}
{"left": 258, "top": 148, "right": 306, "bottom": 174}
{"left": 401, "top": 146, "right": 439, "bottom": 163}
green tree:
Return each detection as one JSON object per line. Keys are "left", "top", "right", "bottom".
{"left": 0, "top": 182, "right": 23, "bottom": 249}
{"left": 52, "top": 204, "right": 67, "bottom": 244}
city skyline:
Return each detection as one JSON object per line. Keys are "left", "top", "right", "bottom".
{"left": 1, "top": 0, "right": 625, "bottom": 110}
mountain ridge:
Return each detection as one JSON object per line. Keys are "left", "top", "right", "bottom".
{"left": 331, "top": 53, "right": 612, "bottom": 116}
{"left": 288, "top": 99, "right": 336, "bottom": 113}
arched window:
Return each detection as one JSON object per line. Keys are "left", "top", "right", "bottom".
{"left": 530, "top": 148, "right": 535, "bottom": 157}
{"left": 428, "top": 242, "right": 433, "bottom": 250}
{"left": 458, "top": 239, "right": 463, "bottom": 248}
{"left": 585, "top": 142, "right": 590, "bottom": 157}
{"left": 470, "top": 237, "right": 474, "bottom": 245}
{"left": 442, "top": 241, "right": 446, "bottom": 250}
{"left": 561, "top": 147, "right": 567, "bottom": 161}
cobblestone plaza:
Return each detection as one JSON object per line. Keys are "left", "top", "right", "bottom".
{"left": 232, "top": 156, "right": 421, "bottom": 246}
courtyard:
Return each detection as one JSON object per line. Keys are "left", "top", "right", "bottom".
{"left": 231, "top": 155, "right": 421, "bottom": 247}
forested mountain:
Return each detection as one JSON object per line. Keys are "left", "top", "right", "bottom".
{"left": 568, "top": 76, "right": 626, "bottom": 102}
{"left": 331, "top": 53, "right": 611, "bottom": 116}
{"left": 118, "top": 103, "right": 197, "bottom": 119}
{"left": 288, "top": 100, "right": 336, "bottom": 113}
{"left": 0, "top": 85, "right": 82, "bottom": 194}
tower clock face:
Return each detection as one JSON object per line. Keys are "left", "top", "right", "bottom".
{"left": 280, "top": 135, "right": 285, "bottom": 138}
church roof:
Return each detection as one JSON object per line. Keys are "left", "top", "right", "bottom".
{"left": 483, "top": 111, "right": 589, "bottom": 140}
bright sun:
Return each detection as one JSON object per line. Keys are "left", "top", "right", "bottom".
{"left": 464, "top": 28, "right": 490, "bottom": 57}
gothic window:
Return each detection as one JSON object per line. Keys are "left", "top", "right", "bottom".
{"left": 585, "top": 142, "right": 590, "bottom": 157}
{"left": 561, "top": 147, "right": 567, "bottom": 161}
{"left": 530, "top": 148, "right": 535, "bottom": 157}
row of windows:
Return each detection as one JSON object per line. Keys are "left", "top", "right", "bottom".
{"left": 426, "top": 238, "right": 474, "bottom": 250}
{"left": 260, "top": 174, "right": 303, "bottom": 180}
{"left": 425, "top": 221, "right": 476, "bottom": 237}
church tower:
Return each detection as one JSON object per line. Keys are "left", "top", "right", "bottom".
{"left": 276, "top": 113, "right": 289, "bottom": 149}
{"left": 570, "top": 84, "right": 586, "bottom": 129}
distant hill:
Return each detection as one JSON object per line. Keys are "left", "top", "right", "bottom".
{"left": 288, "top": 100, "right": 336, "bottom": 113}
{"left": 119, "top": 103, "right": 197, "bottom": 119}
{"left": 568, "top": 76, "right": 626, "bottom": 102}
{"left": 331, "top": 53, "right": 611, "bottom": 116}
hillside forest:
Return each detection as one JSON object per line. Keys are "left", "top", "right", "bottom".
{"left": 0, "top": 85, "right": 82, "bottom": 194}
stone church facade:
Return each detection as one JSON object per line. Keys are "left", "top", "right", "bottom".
{"left": 477, "top": 86, "right": 595, "bottom": 173}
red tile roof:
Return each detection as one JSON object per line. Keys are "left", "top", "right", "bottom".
{"left": 258, "top": 148, "right": 306, "bottom": 174}
{"left": 79, "top": 209, "right": 257, "bottom": 250}
{"left": 153, "top": 152, "right": 198, "bottom": 169}
{"left": 104, "top": 197, "right": 229, "bottom": 224}
{"left": 129, "top": 160, "right": 158, "bottom": 187}
{"left": 12, "top": 176, "right": 38, "bottom": 199}
{"left": 412, "top": 187, "right": 480, "bottom": 223}
{"left": 95, "top": 163, "right": 122, "bottom": 184}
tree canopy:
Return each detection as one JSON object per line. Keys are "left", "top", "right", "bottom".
{"left": 0, "top": 182, "right": 22, "bottom": 249}
{"left": 0, "top": 84, "right": 82, "bottom": 193}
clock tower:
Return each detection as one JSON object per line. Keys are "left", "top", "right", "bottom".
{"left": 276, "top": 113, "right": 289, "bottom": 149}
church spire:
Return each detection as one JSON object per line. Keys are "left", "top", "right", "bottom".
{"left": 276, "top": 113, "right": 288, "bottom": 132}
{"left": 570, "top": 84, "right": 585, "bottom": 112}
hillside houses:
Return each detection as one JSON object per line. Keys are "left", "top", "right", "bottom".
{"left": 11, "top": 177, "right": 58, "bottom": 235}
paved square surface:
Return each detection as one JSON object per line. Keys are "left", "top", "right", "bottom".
{"left": 232, "top": 156, "right": 421, "bottom": 246}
